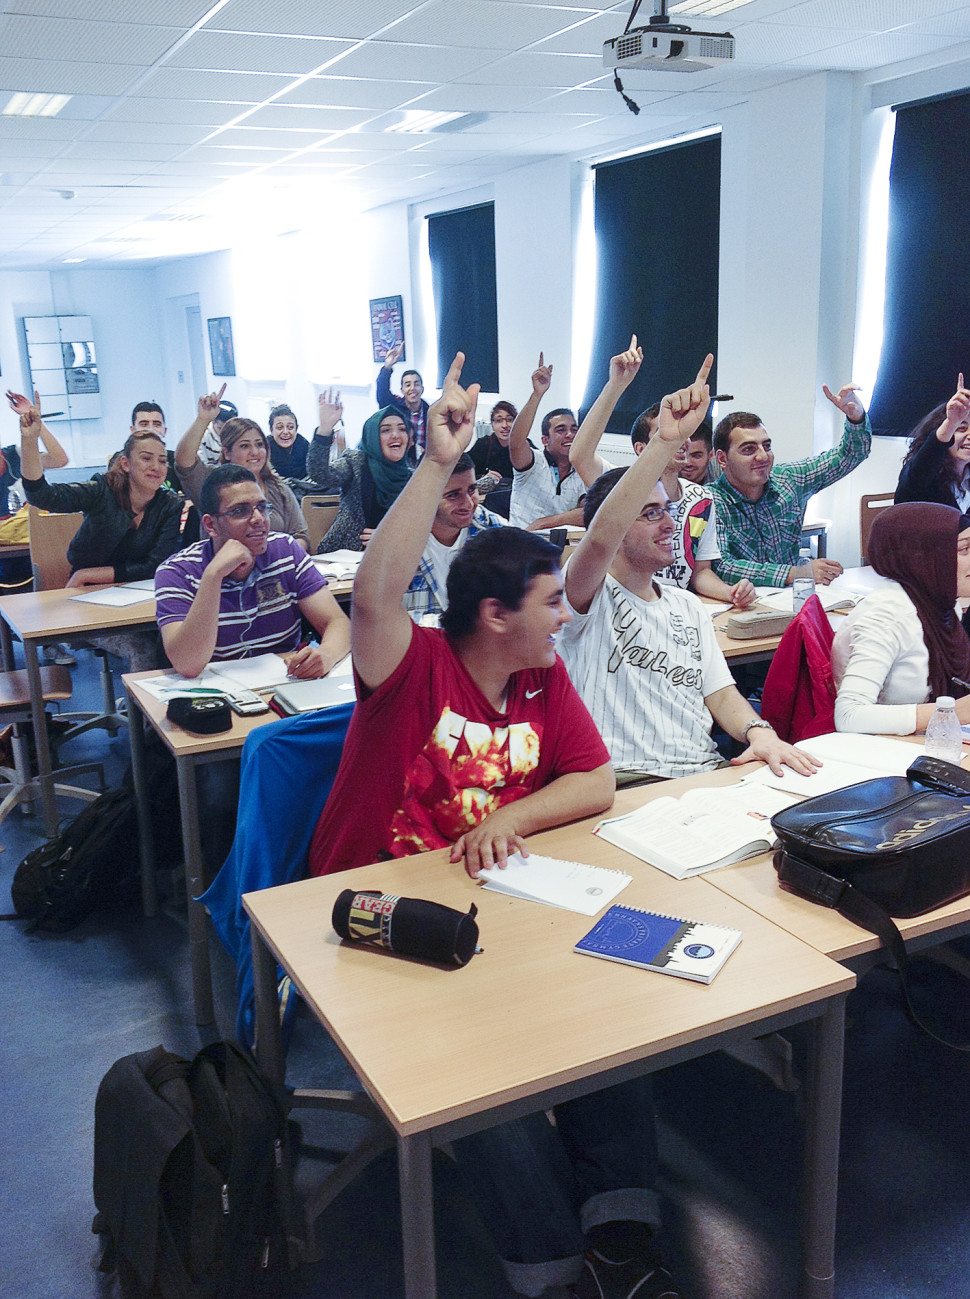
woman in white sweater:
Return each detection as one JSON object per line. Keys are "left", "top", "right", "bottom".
{"left": 832, "top": 501, "right": 970, "bottom": 733}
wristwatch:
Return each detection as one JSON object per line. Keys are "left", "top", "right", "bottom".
{"left": 742, "top": 719, "right": 774, "bottom": 740}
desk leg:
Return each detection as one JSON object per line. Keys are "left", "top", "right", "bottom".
{"left": 799, "top": 995, "right": 846, "bottom": 1299}
{"left": 399, "top": 1131, "right": 436, "bottom": 1299}
{"left": 176, "top": 756, "right": 214, "bottom": 1026}
{"left": 126, "top": 687, "right": 157, "bottom": 917}
{"left": 251, "top": 925, "right": 285, "bottom": 1088}
{"left": 24, "top": 639, "right": 58, "bottom": 837}
{"left": 0, "top": 618, "right": 13, "bottom": 671}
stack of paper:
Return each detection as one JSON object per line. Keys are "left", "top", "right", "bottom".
{"left": 477, "top": 852, "right": 630, "bottom": 916}
{"left": 312, "top": 549, "right": 364, "bottom": 580}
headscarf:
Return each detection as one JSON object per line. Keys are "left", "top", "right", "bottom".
{"left": 867, "top": 501, "right": 970, "bottom": 698}
{"left": 359, "top": 406, "right": 413, "bottom": 511}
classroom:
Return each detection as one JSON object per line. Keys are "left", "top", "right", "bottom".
{"left": 2, "top": 3, "right": 970, "bottom": 1298}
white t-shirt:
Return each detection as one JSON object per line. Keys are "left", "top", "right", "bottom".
{"left": 558, "top": 575, "right": 734, "bottom": 778}
{"left": 831, "top": 582, "right": 930, "bottom": 734}
{"left": 655, "top": 478, "right": 720, "bottom": 590}
{"left": 424, "top": 529, "right": 467, "bottom": 611}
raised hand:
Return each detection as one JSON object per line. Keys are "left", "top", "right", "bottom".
{"left": 939, "top": 373, "right": 970, "bottom": 439}
{"left": 318, "top": 387, "right": 343, "bottom": 436}
{"left": 531, "top": 351, "right": 554, "bottom": 397}
{"left": 608, "top": 334, "right": 643, "bottom": 389}
{"left": 425, "top": 352, "right": 481, "bottom": 466}
{"left": 6, "top": 388, "right": 40, "bottom": 430}
{"left": 383, "top": 341, "right": 404, "bottom": 368}
{"left": 822, "top": 382, "right": 865, "bottom": 424}
{"left": 656, "top": 354, "right": 713, "bottom": 445}
{"left": 197, "top": 383, "right": 227, "bottom": 424}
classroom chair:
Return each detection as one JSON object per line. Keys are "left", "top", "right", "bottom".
{"left": 761, "top": 593, "right": 836, "bottom": 743}
{"left": 0, "top": 665, "right": 104, "bottom": 827}
{"left": 859, "top": 492, "right": 895, "bottom": 565}
{"left": 300, "top": 493, "right": 340, "bottom": 552}
{"left": 27, "top": 506, "right": 127, "bottom": 748}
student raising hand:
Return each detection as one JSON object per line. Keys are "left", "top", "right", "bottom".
{"left": 656, "top": 353, "right": 713, "bottom": 445}
{"left": 424, "top": 352, "right": 481, "bottom": 467}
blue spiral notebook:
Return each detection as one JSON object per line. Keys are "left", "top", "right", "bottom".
{"left": 574, "top": 904, "right": 741, "bottom": 984}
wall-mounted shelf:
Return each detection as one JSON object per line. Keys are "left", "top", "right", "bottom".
{"left": 22, "top": 315, "right": 101, "bottom": 421}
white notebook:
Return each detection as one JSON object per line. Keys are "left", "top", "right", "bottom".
{"left": 744, "top": 731, "right": 919, "bottom": 797}
{"left": 477, "top": 852, "right": 631, "bottom": 916}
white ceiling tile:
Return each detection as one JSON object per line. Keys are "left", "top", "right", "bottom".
{"left": 6, "top": 0, "right": 217, "bottom": 21}
{"left": 132, "top": 67, "right": 295, "bottom": 101}
{"left": 57, "top": 140, "right": 188, "bottom": 162}
{"left": 398, "top": 82, "right": 559, "bottom": 110}
{"left": 533, "top": 9, "right": 643, "bottom": 53}
{"left": 760, "top": 0, "right": 969, "bottom": 32}
{"left": 328, "top": 41, "right": 502, "bottom": 81}
{"left": 0, "top": 14, "right": 183, "bottom": 64}
{"left": 373, "top": 0, "right": 598, "bottom": 49}
{"left": 167, "top": 31, "right": 351, "bottom": 74}
{"left": 185, "top": 143, "right": 302, "bottom": 161}
{"left": 210, "top": 125, "right": 335, "bottom": 148}
{"left": 455, "top": 48, "right": 603, "bottom": 86}
{"left": 311, "top": 132, "right": 434, "bottom": 153}
{"left": 730, "top": 20, "right": 872, "bottom": 62}
{"left": 786, "top": 28, "right": 956, "bottom": 69}
{"left": 237, "top": 103, "right": 378, "bottom": 129}
{"left": 0, "top": 55, "right": 142, "bottom": 94}
{"left": 275, "top": 75, "right": 436, "bottom": 109}
{"left": 207, "top": 0, "right": 419, "bottom": 39}
{"left": 919, "top": 10, "right": 970, "bottom": 36}
{"left": 0, "top": 114, "right": 83, "bottom": 138}
{"left": 537, "top": 85, "right": 678, "bottom": 111}
{"left": 82, "top": 121, "right": 217, "bottom": 146}
{"left": 0, "top": 138, "right": 71, "bottom": 158}
{"left": 104, "top": 98, "right": 251, "bottom": 126}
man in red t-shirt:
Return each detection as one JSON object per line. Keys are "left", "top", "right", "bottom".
{"left": 307, "top": 355, "right": 684, "bottom": 1299}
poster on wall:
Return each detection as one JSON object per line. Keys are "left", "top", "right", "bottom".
{"left": 207, "top": 316, "right": 236, "bottom": 377}
{"left": 369, "top": 296, "right": 405, "bottom": 364}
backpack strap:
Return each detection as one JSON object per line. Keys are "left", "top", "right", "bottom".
{"left": 776, "top": 850, "right": 970, "bottom": 1053}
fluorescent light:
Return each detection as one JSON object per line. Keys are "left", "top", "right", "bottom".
{"left": 3, "top": 91, "right": 71, "bottom": 118}
{"left": 384, "top": 109, "right": 465, "bottom": 135}
{"left": 63, "top": 257, "right": 86, "bottom": 264}
{"left": 669, "top": 0, "right": 753, "bottom": 14}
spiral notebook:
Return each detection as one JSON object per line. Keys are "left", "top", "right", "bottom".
{"left": 476, "top": 852, "right": 631, "bottom": 916}
{"left": 574, "top": 904, "right": 742, "bottom": 983}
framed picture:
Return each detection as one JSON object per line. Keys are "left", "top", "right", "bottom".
{"left": 207, "top": 316, "right": 236, "bottom": 377}
{"left": 369, "top": 295, "right": 405, "bottom": 364}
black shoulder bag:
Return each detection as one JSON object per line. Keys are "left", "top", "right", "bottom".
{"left": 771, "top": 755, "right": 970, "bottom": 1051}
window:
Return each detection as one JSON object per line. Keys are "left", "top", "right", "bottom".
{"left": 426, "top": 202, "right": 499, "bottom": 392}
{"left": 868, "top": 91, "right": 970, "bottom": 436}
{"left": 580, "top": 134, "right": 721, "bottom": 435}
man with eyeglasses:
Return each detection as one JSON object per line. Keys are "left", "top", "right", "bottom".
{"left": 560, "top": 358, "right": 817, "bottom": 785}
{"left": 154, "top": 464, "right": 349, "bottom": 679}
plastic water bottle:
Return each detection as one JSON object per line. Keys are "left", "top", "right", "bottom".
{"left": 924, "top": 696, "right": 963, "bottom": 764}
{"left": 792, "top": 547, "right": 816, "bottom": 613}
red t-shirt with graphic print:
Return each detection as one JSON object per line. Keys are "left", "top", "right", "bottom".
{"left": 308, "top": 624, "right": 609, "bottom": 876}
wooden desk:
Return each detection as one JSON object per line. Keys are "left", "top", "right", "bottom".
{"left": 245, "top": 825, "right": 853, "bottom": 1299}
{"left": 0, "top": 585, "right": 156, "bottom": 835}
{"left": 124, "top": 669, "right": 281, "bottom": 1024}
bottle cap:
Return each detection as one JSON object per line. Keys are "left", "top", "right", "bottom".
{"left": 936, "top": 695, "right": 956, "bottom": 708}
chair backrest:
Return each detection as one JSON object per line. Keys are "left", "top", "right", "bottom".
{"left": 301, "top": 494, "right": 340, "bottom": 552}
{"left": 859, "top": 492, "right": 895, "bottom": 565}
{"left": 28, "top": 506, "right": 83, "bottom": 591}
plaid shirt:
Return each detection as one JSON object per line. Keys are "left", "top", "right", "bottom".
{"left": 710, "top": 415, "right": 871, "bottom": 586}
{"left": 404, "top": 505, "right": 507, "bottom": 618}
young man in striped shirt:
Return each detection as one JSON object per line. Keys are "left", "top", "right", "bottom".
{"left": 155, "top": 464, "right": 349, "bottom": 679}
{"left": 559, "top": 358, "right": 818, "bottom": 785}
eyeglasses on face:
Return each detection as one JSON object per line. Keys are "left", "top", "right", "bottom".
{"left": 217, "top": 499, "right": 270, "bottom": 522}
{"left": 640, "top": 503, "right": 676, "bottom": 523}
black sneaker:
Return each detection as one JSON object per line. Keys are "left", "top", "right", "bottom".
{"left": 571, "top": 1222, "right": 681, "bottom": 1299}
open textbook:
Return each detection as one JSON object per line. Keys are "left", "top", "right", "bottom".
{"left": 594, "top": 782, "right": 798, "bottom": 879}
{"left": 744, "top": 731, "right": 921, "bottom": 798}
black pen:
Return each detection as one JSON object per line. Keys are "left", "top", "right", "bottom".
{"left": 710, "top": 394, "right": 733, "bottom": 402}
{"left": 952, "top": 676, "right": 970, "bottom": 691}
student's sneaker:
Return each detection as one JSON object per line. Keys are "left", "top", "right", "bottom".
{"left": 571, "top": 1222, "right": 681, "bottom": 1299}
{"left": 42, "top": 642, "right": 76, "bottom": 666}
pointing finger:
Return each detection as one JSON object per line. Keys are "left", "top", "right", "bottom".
{"left": 444, "top": 351, "right": 466, "bottom": 387}
{"left": 694, "top": 352, "right": 714, "bottom": 386}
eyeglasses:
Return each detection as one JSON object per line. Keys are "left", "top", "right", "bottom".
{"left": 217, "top": 499, "right": 270, "bottom": 522}
{"left": 640, "top": 503, "right": 676, "bottom": 523}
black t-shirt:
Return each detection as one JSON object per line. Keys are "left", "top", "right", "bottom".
{"left": 269, "top": 435, "right": 310, "bottom": 479}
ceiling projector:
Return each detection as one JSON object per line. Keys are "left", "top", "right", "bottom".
{"left": 603, "top": 22, "right": 735, "bottom": 74}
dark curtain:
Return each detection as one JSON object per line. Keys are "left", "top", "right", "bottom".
{"left": 869, "top": 92, "right": 970, "bottom": 436}
{"left": 581, "top": 135, "right": 720, "bottom": 435}
{"left": 427, "top": 202, "right": 499, "bottom": 392}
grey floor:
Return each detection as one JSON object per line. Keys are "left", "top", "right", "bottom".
{"left": 1, "top": 647, "right": 969, "bottom": 1299}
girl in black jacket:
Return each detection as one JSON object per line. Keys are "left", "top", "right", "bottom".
{"left": 895, "top": 376, "right": 970, "bottom": 511}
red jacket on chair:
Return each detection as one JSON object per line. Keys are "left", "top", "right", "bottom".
{"left": 760, "top": 594, "right": 836, "bottom": 743}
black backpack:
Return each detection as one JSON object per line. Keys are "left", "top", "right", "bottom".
{"left": 93, "top": 1040, "right": 289, "bottom": 1299}
{"left": 5, "top": 744, "right": 182, "bottom": 932}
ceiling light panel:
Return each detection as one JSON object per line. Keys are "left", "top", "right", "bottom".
{"left": 2, "top": 90, "right": 72, "bottom": 116}
{"left": 383, "top": 108, "right": 466, "bottom": 133}
{"left": 669, "top": 0, "right": 756, "bottom": 15}
{"left": 0, "top": 15, "right": 184, "bottom": 65}
{"left": 206, "top": 0, "right": 416, "bottom": 39}
{"left": 166, "top": 31, "right": 351, "bottom": 74}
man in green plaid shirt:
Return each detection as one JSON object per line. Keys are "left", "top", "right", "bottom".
{"left": 710, "top": 383, "right": 871, "bottom": 587}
